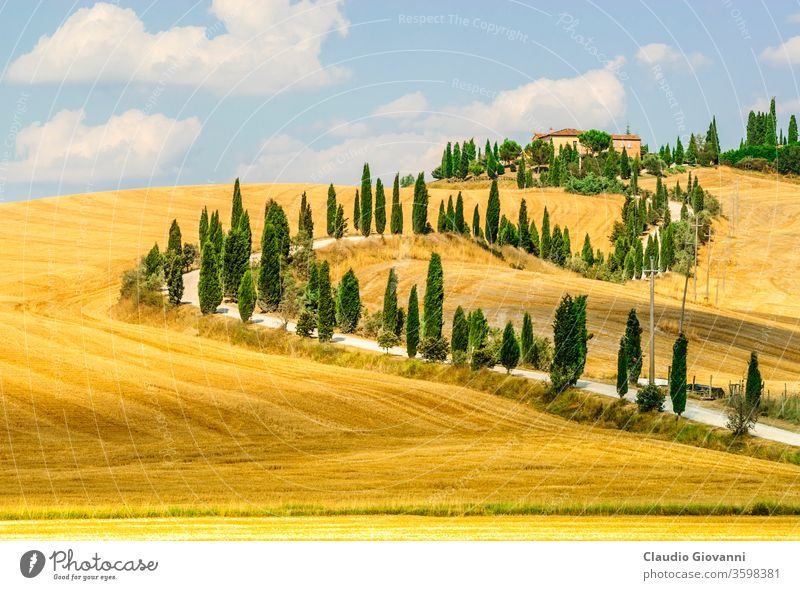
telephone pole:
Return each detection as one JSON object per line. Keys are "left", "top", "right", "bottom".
{"left": 692, "top": 216, "right": 700, "bottom": 301}
{"left": 705, "top": 227, "right": 712, "bottom": 302}
{"left": 642, "top": 256, "right": 657, "bottom": 385}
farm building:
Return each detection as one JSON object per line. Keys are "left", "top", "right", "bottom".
{"left": 533, "top": 128, "right": 641, "bottom": 158}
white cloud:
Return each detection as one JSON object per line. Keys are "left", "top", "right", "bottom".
{"left": 6, "top": 0, "right": 349, "bottom": 94}
{"left": 7, "top": 109, "right": 201, "bottom": 183}
{"left": 761, "top": 36, "right": 800, "bottom": 65}
{"left": 635, "top": 43, "right": 711, "bottom": 68}
{"left": 747, "top": 97, "right": 800, "bottom": 114}
{"left": 239, "top": 67, "right": 627, "bottom": 183}
{"left": 372, "top": 91, "right": 429, "bottom": 119}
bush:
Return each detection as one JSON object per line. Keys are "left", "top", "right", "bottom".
{"left": 295, "top": 308, "right": 316, "bottom": 337}
{"left": 636, "top": 383, "right": 665, "bottom": 412}
{"left": 358, "top": 309, "right": 382, "bottom": 339}
{"left": 377, "top": 328, "right": 400, "bottom": 352}
{"left": 734, "top": 157, "right": 771, "bottom": 172}
{"left": 720, "top": 144, "right": 779, "bottom": 165}
{"left": 726, "top": 392, "right": 758, "bottom": 436}
{"left": 564, "top": 172, "right": 624, "bottom": 195}
{"left": 643, "top": 154, "right": 665, "bottom": 176}
{"left": 120, "top": 266, "right": 163, "bottom": 306}
{"left": 470, "top": 346, "right": 496, "bottom": 370}
{"left": 775, "top": 144, "right": 800, "bottom": 175}
{"left": 419, "top": 336, "right": 449, "bottom": 362}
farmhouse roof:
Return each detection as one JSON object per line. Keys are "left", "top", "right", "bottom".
{"left": 611, "top": 133, "right": 641, "bottom": 141}
{"left": 533, "top": 128, "right": 583, "bottom": 140}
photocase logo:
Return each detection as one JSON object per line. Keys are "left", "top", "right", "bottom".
{"left": 20, "top": 550, "right": 46, "bottom": 578}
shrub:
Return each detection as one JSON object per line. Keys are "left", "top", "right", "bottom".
{"left": 564, "top": 172, "right": 624, "bottom": 195}
{"left": 295, "top": 308, "right": 316, "bottom": 337}
{"left": 776, "top": 144, "right": 800, "bottom": 175}
{"left": 734, "top": 157, "right": 771, "bottom": 172}
{"left": 419, "top": 336, "right": 449, "bottom": 362}
{"left": 726, "top": 393, "right": 758, "bottom": 436}
{"left": 636, "top": 383, "right": 665, "bottom": 412}
{"left": 120, "top": 266, "right": 163, "bottom": 306}
{"left": 359, "top": 309, "right": 383, "bottom": 339}
{"left": 470, "top": 346, "right": 496, "bottom": 370}
{"left": 643, "top": 153, "right": 665, "bottom": 176}
{"left": 377, "top": 328, "right": 400, "bottom": 352}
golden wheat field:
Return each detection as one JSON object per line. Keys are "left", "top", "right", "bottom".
{"left": 2, "top": 169, "right": 800, "bottom": 539}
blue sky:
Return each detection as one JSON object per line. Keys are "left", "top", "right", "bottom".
{"left": 1, "top": 0, "right": 800, "bottom": 200}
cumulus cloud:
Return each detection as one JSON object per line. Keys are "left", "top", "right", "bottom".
{"left": 747, "top": 97, "right": 800, "bottom": 114}
{"left": 239, "top": 67, "right": 627, "bottom": 183}
{"left": 635, "top": 43, "right": 711, "bottom": 68}
{"left": 6, "top": 0, "right": 349, "bottom": 94}
{"left": 7, "top": 109, "right": 201, "bottom": 183}
{"left": 761, "top": 37, "right": 800, "bottom": 65}
{"left": 372, "top": 92, "right": 429, "bottom": 119}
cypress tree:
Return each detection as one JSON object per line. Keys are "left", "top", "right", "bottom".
{"left": 562, "top": 226, "right": 571, "bottom": 261}
{"left": 199, "top": 206, "right": 209, "bottom": 249}
{"left": 334, "top": 204, "right": 346, "bottom": 239}
{"left": 550, "top": 294, "right": 575, "bottom": 392}
{"left": 353, "top": 189, "right": 360, "bottom": 232}
{"left": 145, "top": 242, "right": 162, "bottom": 277}
{"left": 406, "top": 285, "right": 420, "bottom": 357}
{"left": 446, "top": 194, "right": 455, "bottom": 232}
{"left": 451, "top": 306, "right": 469, "bottom": 359}
{"left": 360, "top": 163, "right": 372, "bottom": 236}
{"left": 540, "top": 207, "right": 551, "bottom": 259}
{"left": 529, "top": 220, "right": 540, "bottom": 256}
{"left": 374, "top": 177, "right": 386, "bottom": 234}
{"left": 516, "top": 157, "right": 526, "bottom": 188}
{"left": 412, "top": 172, "right": 428, "bottom": 234}
{"left": 520, "top": 311, "right": 534, "bottom": 364}
{"left": 459, "top": 142, "right": 469, "bottom": 178}
{"left": 452, "top": 143, "right": 462, "bottom": 177}
{"left": 790, "top": 115, "right": 798, "bottom": 144}
{"left": 298, "top": 192, "right": 308, "bottom": 236}
{"left": 265, "top": 200, "right": 290, "bottom": 258}
{"left": 518, "top": 199, "right": 531, "bottom": 252}
{"left": 422, "top": 253, "right": 444, "bottom": 339}
{"left": 222, "top": 227, "right": 249, "bottom": 300}
{"left": 239, "top": 209, "right": 252, "bottom": 255}
{"left": 674, "top": 137, "right": 685, "bottom": 164}
{"left": 745, "top": 351, "right": 763, "bottom": 407}
{"left": 210, "top": 210, "right": 224, "bottom": 260}
{"left": 670, "top": 332, "right": 688, "bottom": 416}
{"left": 168, "top": 219, "right": 182, "bottom": 255}
{"left": 624, "top": 309, "right": 643, "bottom": 384}
{"left": 199, "top": 242, "right": 222, "bottom": 314}
{"left": 326, "top": 183, "right": 337, "bottom": 236}
{"left": 437, "top": 200, "right": 446, "bottom": 233}
{"left": 391, "top": 172, "right": 403, "bottom": 234}
{"left": 468, "top": 308, "right": 489, "bottom": 353}
{"left": 238, "top": 269, "right": 256, "bottom": 322}
{"left": 454, "top": 192, "right": 466, "bottom": 234}
{"left": 257, "top": 223, "right": 281, "bottom": 311}
{"left": 581, "top": 233, "right": 594, "bottom": 266}
{"left": 445, "top": 142, "right": 453, "bottom": 177}
{"left": 620, "top": 147, "right": 630, "bottom": 179}
{"left": 485, "top": 179, "right": 501, "bottom": 243}
{"left": 500, "top": 321, "right": 520, "bottom": 373}
{"left": 472, "top": 204, "right": 481, "bottom": 238}
{"left": 382, "top": 268, "right": 398, "bottom": 332}
{"left": 616, "top": 335, "right": 628, "bottom": 398}
{"left": 230, "top": 177, "right": 243, "bottom": 229}
{"left": 550, "top": 224, "right": 564, "bottom": 266}
{"left": 166, "top": 253, "right": 184, "bottom": 306}
{"left": 336, "top": 268, "right": 361, "bottom": 333}
{"left": 686, "top": 133, "right": 698, "bottom": 164}
{"left": 317, "top": 261, "right": 335, "bottom": 342}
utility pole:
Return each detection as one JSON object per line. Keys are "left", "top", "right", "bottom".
{"left": 692, "top": 216, "right": 700, "bottom": 301}
{"left": 705, "top": 227, "right": 712, "bottom": 302}
{"left": 642, "top": 255, "right": 657, "bottom": 385}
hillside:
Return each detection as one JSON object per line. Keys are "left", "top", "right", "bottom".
{"left": 1, "top": 171, "right": 800, "bottom": 527}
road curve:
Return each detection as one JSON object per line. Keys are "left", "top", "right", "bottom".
{"left": 181, "top": 235, "right": 800, "bottom": 448}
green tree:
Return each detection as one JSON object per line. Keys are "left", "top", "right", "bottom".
{"left": 518, "top": 199, "right": 531, "bottom": 252}
{"left": 485, "top": 179, "right": 501, "bottom": 243}
{"left": 550, "top": 225, "right": 564, "bottom": 266}
{"left": 336, "top": 268, "right": 361, "bottom": 333}
{"left": 562, "top": 226, "right": 572, "bottom": 261}
{"left": 540, "top": 207, "right": 551, "bottom": 259}
{"left": 789, "top": 115, "right": 798, "bottom": 144}
{"left": 360, "top": 163, "right": 372, "bottom": 236}
{"left": 581, "top": 233, "right": 594, "bottom": 266}
{"left": 145, "top": 242, "right": 162, "bottom": 277}
{"left": 391, "top": 173, "right": 403, "bottom": 234}
{"left": 454, "top": 192, "right": 466, "bottom": 234}
{"left": 198, "top": 242, "right": 222, "bottom": 314}
{"left": 516, "top": 157, "right": 527, "bottom": 188}
{"left": 745, "top": 351, "right": 763, "bottom": 407}
{"left": 209, "top": 210, "right": 224, "bottom": 260}
{"left": 616, "top": 335, "right": 628, "bottom": 398}
{"left": 520, "top": 311, "right": 534, "bottom": 364}
{"left": 528, "top": 220, "right": 540, "bottom": 256}
{"left": 166, "top": 253, "right": 184, "bottom": 306}
{"left": 238, "top": 269, "right": 256, "bottom": 322}
{"left": 406, "top": 285, "right": 420, "bottom": 357}
{"left": 624, "top": 309, "right": 643, "bottom": 384}
{"left": 317, "top": 261, "right": 335, "bottom": 342}
{"left": 500, "top": 321, "right": 520, "bottom": 373}
{"left": 199, "top": 206, "right": 209, "bottom": 249}
{"left": 422, "top": 253, "right": 444, "bottom": 339}
{"left": 453, "top": 143, "right": 462, "bottom": 177}
{"left": 412, "top": 172, "right": 429, "bottom": 234}
{"left": 265, "top": 200, "right": 290, "bottom": 258}
{"left": 437, "top": 200, "right": 446, "bottom": 233}
{"left": 674, "top": 136, "right": 685, "bottom": 164}
{"left": 257, "top": 223, "right": 281, "bottom": 311}
{"left": 468, "top": 308, "right": 489, "bottom": 354}
{"left": 472, "top": 204, "right": 481, "bottom": 238}
{"left": 222, "top": 226, "right": 249, "bottom": 300}
{"left": 578, "top": 129, "right": 612, "bottom": 154}
{"left": 620, "top": 147, "right": 631, "bottom": 179}
{"left": 550, "top": 294, "right": 589, "bottom": 392}
{"left": 168, "top": 219, "right": 182, "bottom": 255}
{"left": 686, "top": 133, "right": 698, "bottom": 165}
{"left": 382, "top": 267, "right": 398, "bottom": 332}
{"left": 444, "top": 142, "right": 453, "bottom": 177}
{"left": 353, "top": 189, "right": 360, "bottom": 232}
{"left": 670, "top": 332, "right": 688, "bottom": 416}
{"left": 230, "top": 177, "right": 243, "bottom": 229}
{"left": 326, "top": 183, "right": 337, "bottom": 236}
{"left": 334, "top": 204, "right": 347, "bottom": 239}
{"left": 374, "top": 177, "right": 386, "bottom": 234}
{"left": 451, "top": 306, "right": 469, "bottom": 364}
